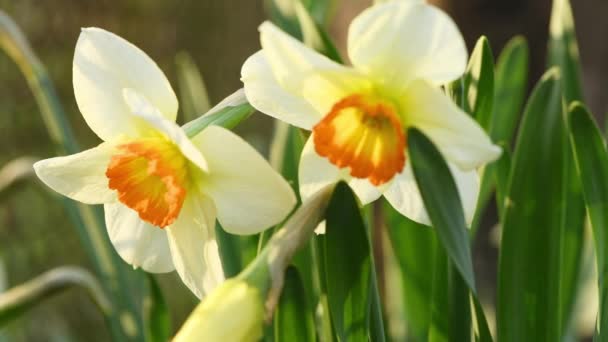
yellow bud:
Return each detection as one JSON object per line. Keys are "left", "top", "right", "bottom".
{"left": 174, "top": 279, "right": 264, "bottom": 342}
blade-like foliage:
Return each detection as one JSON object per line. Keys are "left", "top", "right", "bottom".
{"left": 491, "top": 36, "right": 529, "bottom": 145}
{"left": 548, "top": 0, "right": 587, "bottom": 333}
{"left": 407, "top": 128, "right": 476, "bottom": 293}
{"left": 274, "top": 267, "right": 316, "bottom": 342}
{"left": 497, "top": 69, "right": 566, "bottom": 341}
{"left": 175, "top": 51, "right": 211, "bottom": 122}
{"left": 464, "top": 36, "right": 495, "bottom": 132}
{"left": 568, "top": 103, "right": 608, "bottom": 339}
{"left": 384, "top": 204, "right": 435, "bottom": 340}
{"left": 144, "top": 275, "right": 171, "bottom": 342}
{"left": 324, "top": 182, "right": 373, "bottom": 341}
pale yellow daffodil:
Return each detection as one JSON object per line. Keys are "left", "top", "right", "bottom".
{"left": 241, "top": 0, "right": 501, "bottom": 224}
{"left": 34, "top": 28, "right": 296, "bottom": 298}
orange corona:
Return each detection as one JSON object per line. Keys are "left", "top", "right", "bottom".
{"left": 106, "top": 138, "right": 189, "bottom": 228}
{"left": 313, "top": 94, "right": 406, "bottom": 186}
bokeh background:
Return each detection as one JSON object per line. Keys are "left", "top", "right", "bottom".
{"left": 0, "top": 0, "right": 605, "bottom": 340}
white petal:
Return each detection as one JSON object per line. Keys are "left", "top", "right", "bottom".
{"left": 123, "top": 88, "right": 209, "bottom": 172}
{"left": 299, "top": 135, "right": 383, "bottom": 205}
{"left": 243, "top": 22, "right": 368, "bottom": 129}
{"left": 403, "top": 80, "right": 502, "bottom": 170}
{"left": 348, "top": 1, "right": 467, "bottom": 88}
{"left": 298, "top": 135, "right": 342, "bottom": 202}
{"left": 166, "top": 192, "right": 224, "bottom": 299}
{"left": 33, "top": 143, "right": 115, "bottom": 204}
{"left": 242, "top": 51, "right": 320, "bottom": 130}
{"left": 192, "top": 126, "right": 296, "bottom": 235}
{"left": 348, "top": 178, "right": 383, "bottom": 205}
{"left": 384, "top": 161, "right": 479, "bottom": 225}
{"left": 73, "top": 27, "right": 178, "bottom": 141}
{"left": 104, "top": 203, "right": 174, "bottom": 273}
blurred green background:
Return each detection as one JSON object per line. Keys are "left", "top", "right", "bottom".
{"left": 0, "top": 0, "right": 605, "bottom": 341}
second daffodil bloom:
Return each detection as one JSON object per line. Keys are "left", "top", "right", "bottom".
{"left": 34, "top": 28, "right": 296, "bottom": 298}
{"left": 241, "top": 0, "right": 501, "bottom": 224}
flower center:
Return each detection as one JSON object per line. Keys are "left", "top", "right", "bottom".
{"left": 106, "top": 137, "right": 189, "bottom": 228}
{"left": 313, "top": 94, "right": 406, "bottom": 186}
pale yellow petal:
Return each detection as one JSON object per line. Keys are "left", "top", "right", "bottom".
{"left": 73, "top": 27, "right": 178, "bottom": 141}
{"left": 192, "top": 126, "right": 296, "bottom": 235}
{"left": 166, "top": 192, "right": 223, "bottom": 299}
{"left": 104, "top": 203, "right": 174, "bottom": 273}
{"left": 403, "top": 80, "right": 501, "bottom": 170}
{"left": 33, "top": 143, "right": 115, "bottom": 204}
{"left": 348, "top": 1, "right": 467, "bottom": 89}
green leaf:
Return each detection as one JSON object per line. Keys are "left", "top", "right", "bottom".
{"left": 293, "top": 0, "right": 342, "bottom": 63}
{"left": 493, "top": 146, "right": 512, "bottom": 221}
{"left": 269, "top": 122, "right": 306, "bottom": 199}
{"left": 568, "top": 103, "right": 608, "bottom": 339}
{"left": 265, "top": 0, "right": 341, "bottom": 63}
{"left": 497, "top": 69, "right": 566, "bottom": 341}
{"left": 547, "top": 0, "right": 587, "bottom": 334}
{"left": 407, "top": 128, "right": 476, "bottom": 293}
{"left": 472, "top": 296, "right": 493, "bottom": 342}
{"left": 384, "top": 203, "right": 435, "bottom": 340}
{"left": 0, "top": 157, "right": 37, "bottom": 200}
{"left": 183, "top": 102, "right": 255, "bottom": 138}
{"left": 0, "top": 267, "right": 111, "bottom": 325}
{"left": 144, "top": 275, "right": 171, "bottom": 342}
{"left": 274, "top": 267, "right": 316, "bottom": 342}
{"left": 491, "top": 36, "right": 529, "bottom": 145}
{"left": 427, "top": 247, "right": 472, "bottom": 342}
{"left": 324, "top": 182, "right": 373, "bottom": 341}
{"left": 471, "top": 37, "right": 528, "bottom": 236}
{"left": 175, "top": 51, "right": 211, "bottom": 122}
{"left": 464, "top": 36, "right": 495, "bottom": 131}
{"left": 548, "top": 0, "right": 584, "bottom": 103}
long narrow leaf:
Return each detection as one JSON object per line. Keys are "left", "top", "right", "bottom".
{"left": 324, "top": 183, "right": 373, "bottom": 341}
{"left": 274, "top": 267, "right": 316, "bottom": 342}
{"left": 0, "top": 267, "right": 111, "bottom": 325}
{"left": 464, "top": 36, "right": 495, "bottom": 131}
{"left": 548, "top": 0, "right": 587, "bottom": 333}
{"left": 384, "top": 204, "right": 435, "bottom": 340}
{"left": 568, "top": 103, "right": 608, "bottom": 339}
{"left": 175, "top": 51, "right": 211, "bottom": 122}
{"left": 497, "top": 69, "right": 565, "bottom": 341}
{"left": 491, "top": 36, "right": 529, "bottom": 145}
{"left": 144, "top": 275, "right": 171, "bottom": 342}
{"left": 408, "top": 128, "right": 476, "bottom": 293}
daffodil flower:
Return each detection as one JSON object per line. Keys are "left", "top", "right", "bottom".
{"left": 241, "top": 0, "right": 501, "bottom": 224}
{"left": 34, "top": 28, "right": 296, "bottom": 298}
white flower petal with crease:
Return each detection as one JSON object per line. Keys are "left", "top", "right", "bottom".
{"left": 122, "top": 88, "right": 209, "bottom": 172}
{"left": 166, "top": 192, "right": 222, "bottom": 299}
{"left": 192, "top": 126, "right": 296, "bottom": 235}
{"left": 403, "top": 80, "right": 502, "bottom": 170}
{"left": 104, "top": 203, "right": 174, "bottom": 273}
{"left": 242, "top": 51, "right": 321, "bottom": 130}
{"left": 33, "top": 142, "right": 116, "bottom": 205}
{"left": 348, "top": 1, "right": 467, "bottom": 89}
{"left": 73, "top": 27, "right": 178, "bottom": 141}
{"left": 298, "top": 135, "right": 342, "bottom": 203}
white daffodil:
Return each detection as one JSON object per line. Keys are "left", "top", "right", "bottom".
{"left": 241, "top": 0, "right": 501, "bottom": 224}
{"left": 34, "top": 28, "right": 296, "bottom": 298}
